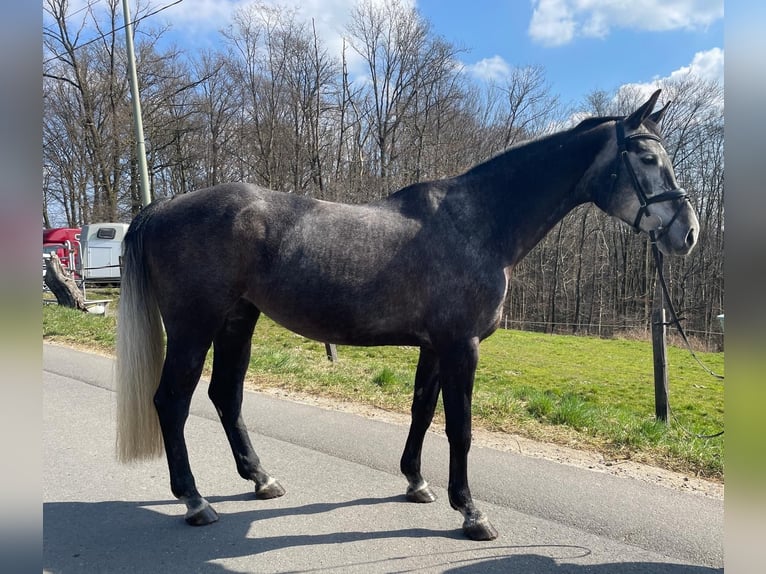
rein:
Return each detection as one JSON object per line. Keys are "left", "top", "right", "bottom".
{"left": 611, "top": 121, "right": 689, "bottom": 236}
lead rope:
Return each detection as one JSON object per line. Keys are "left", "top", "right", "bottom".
{"left": 650, "top": 232, "right": 724, "bottom": 439}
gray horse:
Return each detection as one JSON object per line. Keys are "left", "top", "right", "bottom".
{"left": 116, "top": 90, "right": 698, "bottom": 540}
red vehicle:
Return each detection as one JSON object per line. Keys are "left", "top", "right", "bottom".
{"left": 43, "top": 227, "right": 82, "bottom": 276}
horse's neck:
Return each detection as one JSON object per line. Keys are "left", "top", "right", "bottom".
{"left": 458, "top": 126, "right": 609, "bottom": 266}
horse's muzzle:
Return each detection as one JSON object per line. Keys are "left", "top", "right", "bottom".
{"left": 654, "top": 203, "right": 700, "bottom": 256}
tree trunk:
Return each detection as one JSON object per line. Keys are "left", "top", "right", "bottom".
{"left": 44, "top": 254, "right": 88, "bottom": 312}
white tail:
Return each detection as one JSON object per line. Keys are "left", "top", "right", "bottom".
{"left": 115, "top": 221, "right": 165, "bottom": 462}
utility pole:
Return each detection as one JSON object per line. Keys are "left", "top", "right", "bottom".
{"left": 122, "top": 0, "right": 151, "bottom": 208}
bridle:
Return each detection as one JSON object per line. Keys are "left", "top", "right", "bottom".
{"left": 609, "top": 121, "right": 688, "bottom": 243}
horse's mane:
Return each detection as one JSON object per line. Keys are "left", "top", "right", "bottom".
{"left": 574, "top": 116, "right": 619, "bottom": 131}
{"left": 516, "top": 116, "right": 618, "bottom": 150}
{"left": 575, "top": 114, "right": 662, "bottom": 136}
{"left": 464, "top": 112, "right": 662, "bottom": 181}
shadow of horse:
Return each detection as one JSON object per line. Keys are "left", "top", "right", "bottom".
{"left": 44, "top": 494, "right": 458, "bottom": 573}
{"left": 44, "top": 494, "right": 721, "bottom": 574}
{"left": 443, "top": 555, "right": 723, "bottom": 574}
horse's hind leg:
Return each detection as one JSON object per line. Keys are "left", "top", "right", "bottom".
{"left": 154, "top": 332, "right": 217, "bottom": 526}
{"left": 400, "top": 347, "right": 440, "bottom": 503}
{"left": 209, "top": 299, "right": 285, "bottom": 500}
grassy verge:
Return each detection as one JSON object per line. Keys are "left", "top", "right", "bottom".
{"left": 43, "top": 298, "right": 724, "bottom": 480}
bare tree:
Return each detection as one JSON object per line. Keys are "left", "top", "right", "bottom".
{"left": 41, "top": 2, "right": 723, "bottom": 346}
{"left": 44, "top": 0, "right": 132, "bottom": 223}
{"left": 345, "top": 0, "right": 466, "bottom": 197}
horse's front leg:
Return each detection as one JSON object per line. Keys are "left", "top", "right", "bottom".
{"left": 400, "top": 347, "right": 440, "bottom": 503}
{"left": 440, "top": 337, "right": 498, "bottom": 541}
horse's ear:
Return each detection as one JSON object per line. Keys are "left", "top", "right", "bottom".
{"left": 648, "top": 100, "right": 671, "bottom": 125}
{"left": 625, "top": 89, "right": 662, "bottom": 130}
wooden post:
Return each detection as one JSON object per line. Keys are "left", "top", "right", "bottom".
{"left": 325, "top": 343, "right": 338, "bottom": 362}
{"left": 652, "top": 284, "right": 669, "bottom": 423}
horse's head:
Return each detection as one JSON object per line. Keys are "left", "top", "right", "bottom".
{"left": 593, "top": 90, "right": 700, "bottom": 256}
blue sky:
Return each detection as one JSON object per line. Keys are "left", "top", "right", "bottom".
{"left": 418, "top": 0, "right": 723, "bottom": 104}
{"left": 57, "top": 0, "right": 724, "bottom": 106}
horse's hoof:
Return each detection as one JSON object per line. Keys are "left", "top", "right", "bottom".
{"left": 256, "top": 479, "right": 286, "bottom": 500}
{"left": 462, "top": 512, "right": 498, "bottom": 541}
{"left": 184, "top": 502, "right": 219, "bottom": 526}
{"left": 406, "top": 484, "right": 437, "bottom": 503}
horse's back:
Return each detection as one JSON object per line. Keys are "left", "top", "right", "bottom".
{"left": 137, "top": 183, "right": 416, "bottom": 321}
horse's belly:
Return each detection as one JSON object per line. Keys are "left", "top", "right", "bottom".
{"left": 242, "top": 273, "right": 426, "bottom": 347}
{"left": 255, "top": 299, "right": 427, "bottom": 347}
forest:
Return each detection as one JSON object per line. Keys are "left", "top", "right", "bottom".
{"left": 42, "top": 0, "right": 724, "bottom": 348}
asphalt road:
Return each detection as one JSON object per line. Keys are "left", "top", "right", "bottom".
{"left": 43, "top": 343, "right": 723, "bottom": 573}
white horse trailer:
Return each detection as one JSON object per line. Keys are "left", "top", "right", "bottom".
{"left": 79, "top": 222, "right": 129, "bottom": 283}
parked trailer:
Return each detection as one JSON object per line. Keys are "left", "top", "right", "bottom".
{"left": 43, "top": 227, "right": 81, "bottom": 277}
{"left": 79, "top": 223, "right": 129, "bottom": 283}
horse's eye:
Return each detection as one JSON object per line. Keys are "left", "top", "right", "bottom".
{"left": 640, "top": 154, "right": 658, "bottom": 165}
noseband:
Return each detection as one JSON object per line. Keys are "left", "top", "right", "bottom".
{"left": 610, "top": 121, "right": 688, "bottom": 242}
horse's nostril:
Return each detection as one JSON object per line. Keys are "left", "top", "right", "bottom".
{"left": 686, "top": 228, "right": 696, "bottom": 247}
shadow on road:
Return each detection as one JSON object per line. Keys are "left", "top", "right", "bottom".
{"left": 44, "top": 494, "right": 453, "bottom": 573}
{"left": 443, "top": 555, "right": 723, "bottom": 574}
{"left": 44, "top": 494, "right": 722, "bottom": 573}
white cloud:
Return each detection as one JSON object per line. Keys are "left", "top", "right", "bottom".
{"left": 616, "top": 47, "right": 723, "bottom": 103}
{"left": 528, "top": 0, "right": 576, "bottom": 47}
{"left": 159, "top": 0, "right": 349, "bottom": 37}
{"left": 49, "top": 0, "right": 420, "bottom": 86}
{"left": 155, "top": 0, "right": 415, "bottom": 76}
{"left": 465, "top": 55, "right": 512, "bottom": 82}
{"left": 158, "top": 0, "right": 413, "bottom": 38}
{"left": 529, "top": 0, "right": 724, "bottom": 47}
{"left": 668, "top": 46, "right": 724, "bottom": 84}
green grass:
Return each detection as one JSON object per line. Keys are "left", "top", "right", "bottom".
{"left": 43, "top": 300, "right": 724, "bottom": 480}
{"left": 42, "top": 304, "right": 117, "bottom": 350}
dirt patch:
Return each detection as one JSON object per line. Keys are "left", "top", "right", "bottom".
{"left": 250, "top": 383, "right": 724, "bottom": 501}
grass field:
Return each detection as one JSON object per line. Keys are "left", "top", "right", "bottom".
{"left": 43, "top": 294, "right": 724, "bottom": 480}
